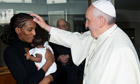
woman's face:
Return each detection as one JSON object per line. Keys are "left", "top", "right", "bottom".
{"left": 16, "top": 19, "right": 36, "bottom": 43}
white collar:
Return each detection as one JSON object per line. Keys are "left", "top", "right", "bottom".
{"left": 95, "top": 24, "right": 117, "bottom": 42}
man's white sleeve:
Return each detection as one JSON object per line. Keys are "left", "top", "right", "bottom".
{"left": 49, "top": 27, "right": 93, "bottom": 65}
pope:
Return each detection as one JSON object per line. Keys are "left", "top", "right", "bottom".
{"left": 30, "top": 0, "right": 140, "bottom": 84}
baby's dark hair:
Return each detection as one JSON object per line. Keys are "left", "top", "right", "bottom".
{"left": 0, "top": 13, "right": 33, "bottom": 45}
{"left": 32, "top": 35, "right": 45, "bottom": 47}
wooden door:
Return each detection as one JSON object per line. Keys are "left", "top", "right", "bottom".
{"left": 88, "top": 0, "right": 91, "bottom": 6}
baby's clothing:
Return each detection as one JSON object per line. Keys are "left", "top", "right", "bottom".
{"left": 29, "top": 45, "right": 57, "bottom": 76}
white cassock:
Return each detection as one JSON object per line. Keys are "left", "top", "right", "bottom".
{"left": 29, "top": 44, "right": 57, "bottom": 76}
{"left": 49, "top": 24, "right": 140, "bottom": 84}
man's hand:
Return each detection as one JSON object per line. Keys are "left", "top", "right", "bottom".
{"left": 30, "top": 13, "right": 51, "bottom": 32}
{"left": 57, "top": 54, "right": 70, "bottom": 65}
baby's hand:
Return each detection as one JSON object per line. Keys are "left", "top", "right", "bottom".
{"left": 25, "top": 53, "right": 31, "bottom": 60}
{"left": 24, "top": 48, "right": 31, "bottom": 60}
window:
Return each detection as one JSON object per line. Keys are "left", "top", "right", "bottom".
{"left": 0, "top": 0, "right": 32, "bottom": 3}
{"left": 47, "top": 0, "right": 67, "bottom": 4}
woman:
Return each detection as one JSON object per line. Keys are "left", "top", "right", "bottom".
{"left": 0, "top": 13, "right": 54, "bottom": 84}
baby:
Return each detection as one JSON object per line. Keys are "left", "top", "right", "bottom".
{"left": 25, "top": 35, "right": 57, "bottom": 76}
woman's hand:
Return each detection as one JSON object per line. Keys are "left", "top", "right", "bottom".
{"left": 39, "top": 75, "right": 53, "bottom": 84}
{"left": 45, "top": 48, "right": 55, "bottom": 61}
{"left": 41, "top": 48, "right": 55, "bottom": 72}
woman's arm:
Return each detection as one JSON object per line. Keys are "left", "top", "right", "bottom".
{"left": 38, "top": 48, "right": 55, "bottom": 84}
{"left": 4, "top": 47, "right": 54, "bottom": 84}
{"left": 39, "top": 75, "right": 53, "bottom": 84}
{"left": 4, "top": 47, "right": 44, "bottom": 84}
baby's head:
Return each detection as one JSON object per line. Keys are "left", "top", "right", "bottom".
{"left": 32, "top": 34, "right": 45, "bottom": 48}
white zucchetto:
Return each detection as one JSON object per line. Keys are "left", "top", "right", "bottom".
{"left": 92, "top": 0, "right": 116, "bottom": 17}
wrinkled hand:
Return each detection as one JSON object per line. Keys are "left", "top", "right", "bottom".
{"left": 30, "top": 13, "right": 51, "bottom": 32}
{"left": 57, "top": 54, "right": 70, "bottom": 65}
{"left": 39, "top": 75, "right": 53, "bottom": 84}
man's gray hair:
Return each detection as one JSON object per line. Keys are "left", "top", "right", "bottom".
{"left": 93, "top": 7, "right": 116, "bottom": 25}
{"left": 57, "top": 19, "right": 68, "bottom": 27}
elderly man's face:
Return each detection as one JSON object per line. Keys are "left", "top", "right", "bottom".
{"left": 85, "top": 5, "right": 100, "bottom": 38}
{"left": 57, "top": 20, "right": 68, "bottom": 30}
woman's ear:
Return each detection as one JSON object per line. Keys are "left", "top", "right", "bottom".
{"left": 15, "top": 27, "right": 21, "bottom": 34}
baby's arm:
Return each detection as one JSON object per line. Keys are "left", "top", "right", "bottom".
{"left": 26, "top": 48, "right": 42, "bottom": 62}
{"left": 25, "top": 53, "right": 42, "bottom": 62}
{"left": 30, "top": 54, "right": 42, "bottom": 62}
{"left": 25, "top": 48, "right": 42, "bottom": 62}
